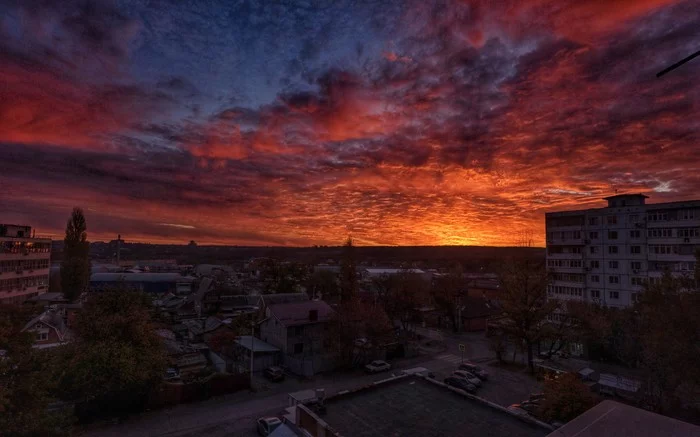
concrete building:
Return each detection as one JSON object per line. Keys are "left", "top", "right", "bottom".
{"left": 0, "top": 224, "right": 51, "bottom": 305}
{"left": 89, "top": 272, "right": 195, "bottom": 295}
{"left": 290, "top": 373, "right": 550, "bottom": 437}
{"left": 545, "top": 194, "right": 700, "bottom": 309}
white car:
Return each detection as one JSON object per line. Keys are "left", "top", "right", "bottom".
{"left": 256, "top": 417, "right": 282, "bottom": 436}
{"left": 365, "top": 360, "right": 391, "bottom": 373}
{"left": 452, "top": 370, "right": 481, "bottom": 387}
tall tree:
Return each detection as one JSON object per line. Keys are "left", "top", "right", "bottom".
{"left": 61, "top": 207, "right": 90, "bottom": 302}
{"left": 339, "top": 237, "right": 357, "bottom": 303}
{"left": 539, "top": 373, "right": 598, "bottom": 423}
{"left": 498, "top": 259, "right": 557, "bottom": 373}
{"left": 431, "top": 265, "right": 465, "bottom": 332}
{"left": 60, "top": 291, "right": 167, "bottom": 420}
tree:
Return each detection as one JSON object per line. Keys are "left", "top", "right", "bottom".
{"left": 61, "top": 207, "right": 90, "bottom": 302}
{"left": 498, "top": 259, "right": 558, "bottom": 373}
{"left": 339, "top": 237, "right": 357, "bottom": 303}
{"left": 60, "top": 291, "right": 167, "bottom": 419}
{"left": 539, "top": 373, "right": 598, "bottom": 423}
{"left": 328, "top": 299, "right": 393, "bottom": 367}
{"left": 373, "top": 271, "right": 427, "bottom": 334}
{"left": 0, "top": 305, "right": 71, "bottom": 436}
{"left": 431, "top": 265, "right": 465, "bottom": 332}
{"left": 306, "top": 269, "right": 339, "bottom": 300}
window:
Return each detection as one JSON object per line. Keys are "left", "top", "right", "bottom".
{"left": 588, "top": 217, "right": 599, "bottom": 226}
{"left": 608, "top": 246, "right": 618, "bottom": 254}
{"left": 590, "top": 275, "right": 600, "bottom": 283}
{"left": 648, "top": 228, "right": 673, "bottom": 238}
{"left": 293, "top": 326, "right": 303, "bottom": 336}
{"left": 571, "top": 247, "right": 582, "bottom": 254}
{"left": 607, "top": 215, "right": 617, "bottom": 225}
{"left": 648, "top": 212, "right": 668, "bottom": 222}
{"left": 677, "top": 228, "right": 699, "bottom": 238}
{"left": 630, "top": 246, "right": 641, "bottom": 254}
{"left": 589, "top": 231, "right": 598, "bottom": 239}
{"left": 631, "top": 277, "right": 644, "bottom": 286}
{"left": 609, "top": 291, "right": 619, "bottom": 299}
{"left": 590, "top": 260, "right": 599, "bottom": 269}
{"left": 608, "top": 276, "right": 619, "bottom": 284}
{"left": 629, "top": 214, "right": 639, "bottom": 223}
{"left": 590, "top": 246, "right": 598, "bottom": 254}
{"left": 36, "top": 332, "right": 48, "bottom": 341}
{"left": 573, "top": 231, "right": 581, "bottom": 239}
{"left": 608, "top": 261, "right": 619, "bottom": 269}
{"left": 632, "top": 293, "right": 640, "bottom": 303}
{"left": 608, "top": 231, "right": 618, "bottom": 240}
{"left": 650, "top": 245, "right": 674, "bottom": 254}
{"left": 680, "top": 209, "right": 695, "bottom": 220}
{"left": 630, "top": 230, "right": 641, "bottom": 238}
{"left": 294, "top": 343, "right": 304, "bottom": 354}
{"left": 631, "top": 261, "right": 642, "bottom": 270}
{"left": 590, "top": 290, "right": 600, "bottom": 299}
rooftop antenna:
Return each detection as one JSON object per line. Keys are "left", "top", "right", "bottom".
{"left": 656, "top": 49, "right": 700, "bottom": 78}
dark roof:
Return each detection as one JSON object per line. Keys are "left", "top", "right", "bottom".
{"left": 602, "top": 193, "right": 649, "bottom": 200}
{"left": 26, "top": 292, "right": 67, "bottom": 303}
{"left": 22, "top": 310, "right": 68, "bottom": 341}
{"left": 321, "top": 376, "right": 548, "bottom": 437}
{"left": 546, "top": 400, "right": 700, "bottom": 437}
{"left": 267, "top": 300, "right": 334, "bottom": 326}
{"left": 259, "top": 293, "right": 309, "bottom": 307}
{"left": 90, "top": 273, "right": 195, "bottom": 283}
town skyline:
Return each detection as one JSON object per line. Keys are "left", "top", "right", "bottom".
{"left": 1, "top": 0, "right": 699, "bottom": 246}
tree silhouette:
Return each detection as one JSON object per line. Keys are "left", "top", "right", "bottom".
{"left": 60, "top": 208, "right": 90, "bottom": 302}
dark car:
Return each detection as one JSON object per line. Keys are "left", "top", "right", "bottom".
{"left": 263, "top": 366, "right": 285, "bottom": 382}
{"left": 458, "top": 362, "right": 489, "bottom": 380}
{"left": 444, "top": 376, "right": 477, "bottom": 393}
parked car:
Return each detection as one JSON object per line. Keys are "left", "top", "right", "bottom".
{"left": 444, "top": 376, "right": 477, "bottom": 393}
{"left": 164, "top": 368, "right": 179, "bottom": 380}
{"left": 256, "top": 417, "right": 282, "bottom": 436}
{"left": 507, "top": 404, "right": 529, "bottom": 417}
{"left": 529, "top": 392, "right": 546, "bottom": 402}
{"left": 263, "top": 366, "right": 285, "bottom": 382}
{"left": 365, "top": 360, "right": 391, "bottom": 373}
{"left": 519, "top": 401, "right": 540, "bottom": 414}
{"left": 458, "top": 362, "right": 489, "bottom": 380}
{"left": 452, "top": 370, "right": 481, "bottom": 387}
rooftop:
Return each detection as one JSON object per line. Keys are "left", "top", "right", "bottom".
{"left": 546, "top": 400, "right": 700, "bottom": 437}
{"left": 267, "top": 300, "right": 335, "bottom": 326}
{"left": 235, "top": 335, "right": 279, "bottom": 353}
{"left": 90, "top": 272, "right": 195, "bottom": 283}
{"left": 320, "top": 376, "right": 548, "bottom": 437}
{"left": 363, "top": 268, "right": 426, "bottom": 275}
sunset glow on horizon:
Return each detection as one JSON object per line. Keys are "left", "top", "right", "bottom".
{"left": 1, "top": 0, "right": 699, "bottom": 246}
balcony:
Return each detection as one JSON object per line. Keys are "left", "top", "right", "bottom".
{"left": 546, "top": 238, "right": 585, "bottom": 246}
{"left": 0, "top": 252, "right": 51, "bottom": 261}
{"left": 547, "top": 252, "right": 582, "bottom": 260}
{"left": 647, "top": 253, "right": 695, "bottom": 262}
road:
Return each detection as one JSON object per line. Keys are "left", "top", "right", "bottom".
{"left": 82, "top": 332, "right": 540, "bottom": 437}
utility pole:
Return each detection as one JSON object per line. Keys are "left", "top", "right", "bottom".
{"left": 250, "top": 321, "right": 255, "bottom": 389}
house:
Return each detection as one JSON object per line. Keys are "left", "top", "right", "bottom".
{"left": 182, "top": 316, "right": 235, "bottom": 343}
{"left": 89, "top": 272, "right": 196, "bottom": 295}
{"left": 233, "top": 335, "right": 281, "bottom": 373}
{"left": 21, "top": 308, "right": 71, "bottom": 349}
{"left": 258, "top": 300, "right": 335, "bottom": 376}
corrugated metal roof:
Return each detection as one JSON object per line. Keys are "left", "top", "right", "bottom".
{"left": 235, "top": 335, "right": 279, "bottom": 353}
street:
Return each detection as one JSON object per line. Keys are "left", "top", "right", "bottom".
{"left": 81, "top": 332, "right": 541, "bottom": 437}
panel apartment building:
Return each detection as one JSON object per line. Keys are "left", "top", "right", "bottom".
{"left": 545, "top": 194, "right": 700, "bottom": 309}
{"left": 0, "top": 224, "right": 51, "bottom": 305}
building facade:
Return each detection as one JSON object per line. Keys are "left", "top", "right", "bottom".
{"left": 545, "top": 194, "right": 700, "bottom": 309}
{"left": 0, "top": 224, "right": 51, "bottom": 305}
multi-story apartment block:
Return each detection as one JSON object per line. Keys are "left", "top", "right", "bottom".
{"left": 545, "top": 194, "right": 700, "bottom": 309}
{"left": 0, "top": 224, "right": 52, "bottom": 305}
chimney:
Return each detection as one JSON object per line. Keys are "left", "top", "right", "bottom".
{"left": 309, "top": 309, "right": 318, "bottom": 321}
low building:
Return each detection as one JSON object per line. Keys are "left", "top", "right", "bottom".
{"left": 292, "top": 374, "right": 550, "bottom": 437}
{"left": 458, "top": 295, "right": 502, "bottom": 331}
{"left": 21, "top": 308, "right": 71, "bottom": 349}
{"left": 362, "top": 268, "right": 432, "bottom": 283}
{"left": 547, "top": 400, "right": 700, "bottom": 437}
{"left": 89, "top": 272, "right": 195, "bottom": 295}
{"left": 234, "top": 335, "right": 281, "bottom": 373}
{"left": 0, "top": 223, "right": 51, "bottom": 305}
{"left": 258, "top": 300, "right": 335, "bottom": 377}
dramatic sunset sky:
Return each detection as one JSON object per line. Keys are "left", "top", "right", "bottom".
{"left": 1, "top": 0, "right": 698, "bottom": 246}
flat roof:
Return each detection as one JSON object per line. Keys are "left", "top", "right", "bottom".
{"left": 90, "top": 273, "right": 195, "bottom": 282}
{"left": 235, "top": 335, "right": 279, "bottom": 353}
{"left": 322, "top": 377, "right": 548, "bottom": 437}
{"left": 546, "top": 400, "right": 700, "bottom": 437}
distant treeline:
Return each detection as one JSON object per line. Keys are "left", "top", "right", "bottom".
{"left": 52, "top": 241, "right": 544, "bottom": 270}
